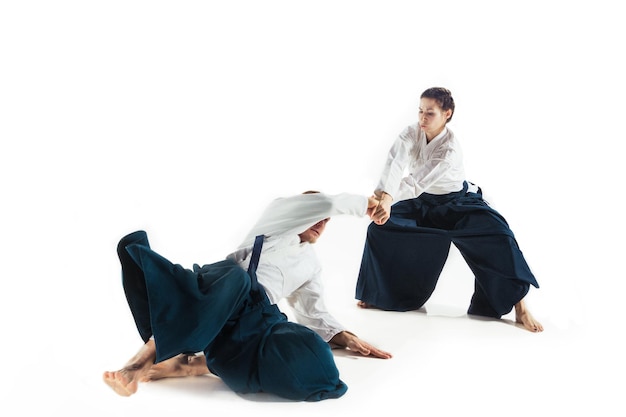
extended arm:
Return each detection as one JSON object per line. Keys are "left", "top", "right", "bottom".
{"left": 238, "top": 193, "right": 369, "bottom": 248}
{"left": 286, "top": 260, "right": 391, "bottom": 359}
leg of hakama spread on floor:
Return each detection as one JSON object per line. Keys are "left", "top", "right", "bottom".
{"left": 117, "top": 230, "right": 251, "bottom": 363}
{"left": 206, "top": 235, "right": 348, "bottom": 401}
{"left": 205, "top": 288, "right": 347, "bottom": 400}
{"left": 257, "top": 322, "right": 348, "bottom": 401}
{"left": 205, "top": 300, "right": 348, "bottom": 401}
{"left": 356, "top": 199, "right": 452, "bottom": 311}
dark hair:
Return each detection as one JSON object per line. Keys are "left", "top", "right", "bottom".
{"left": 420, "top": 87, "right": 455, "bottom": 123}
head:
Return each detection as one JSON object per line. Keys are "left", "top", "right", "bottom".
{"left": 419, "top": 87, "right": 455, "bottom": 139}
{"left": 298, "top": 190, "right": 330, "bottom": 244}
{"left": 298, "top": 218, "right": 330, "bottom": 244}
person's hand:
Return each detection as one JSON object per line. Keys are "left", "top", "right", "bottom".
{"left": 330, "top": 331, "right": 392, "bottom": 359}
{"left": 366, "top": 196, "right": 379, "bottom": 218}
{"left": 370, "top": 192, "right": 392, "bottom": 225}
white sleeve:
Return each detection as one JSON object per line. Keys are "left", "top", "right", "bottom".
{"left": 237, "top": 192, "right": 367, "bottom": 248}
{"left": 374, "top": 126, "right": 414, "bottom": 199}
{"left": 285, "top": 270, "right": 347, "bottom": 342}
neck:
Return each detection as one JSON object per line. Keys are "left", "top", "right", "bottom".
{"left": 425, "top": 126, "right": 445, "bottom": 143}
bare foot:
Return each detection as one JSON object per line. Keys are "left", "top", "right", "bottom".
{"left": 103, "top": 340, "right": 156, "bottom": 396}
{"left": 103, "top": 364, "right": 147, "bottom": 396}
{"left": 515, "top": 299, "right": 544, "bottom": 333}
{"left": 357, "top": 300, "right": 374, "bottom": 309}
{"left": 142, "top": 354, "right": 210, "bottom": 382}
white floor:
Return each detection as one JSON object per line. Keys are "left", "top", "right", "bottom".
{"left": 2, "top": 2, "right": 625, "bottom": 416}
{"left": 5, "top": 225, "right": 624, "bottom": 416}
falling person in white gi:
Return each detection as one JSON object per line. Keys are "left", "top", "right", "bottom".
{"left": 104, "top": 191, "right": 392, "bottom": 398}
{"left": 228, "top": 191, "right": 392, "bottom": 346}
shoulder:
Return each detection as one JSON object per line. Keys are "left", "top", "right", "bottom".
{"left": 399, "top": 123, "right": 420, "bottom": 139}
{"left": 437, "top": 127, "right": 459, "bottom": 146}
{"left": 444, "top": 128, "right": 463, "bottom": 151}
{"left": 443, "top": 126, "right": 460, "bottom": 142}
{"left": 437, "top": 128, "right": 464, "bottom": 161}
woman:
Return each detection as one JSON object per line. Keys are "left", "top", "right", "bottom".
{"left": 360, "top": 87, "right": 543, "bottom": 332}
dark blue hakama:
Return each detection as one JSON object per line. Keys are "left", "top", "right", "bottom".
{"left": 116, "top": 230, "right": 347, "bottom": 401}
{"left": 355, "top": 183, "right": 539, "bottom": 318}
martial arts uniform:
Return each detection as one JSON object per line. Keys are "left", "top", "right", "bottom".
{"left": 228, "top": 192, "right": 368, "bottom": 342}
{"left": 356, "top": 125, "right": 539, "bottom": 317}
{"left": 116, "top": 193, "right": 368, "bottom": 401}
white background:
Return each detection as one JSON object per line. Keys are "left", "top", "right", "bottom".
{"left": 1, "top": 1, "right": 624, "bottom": 416}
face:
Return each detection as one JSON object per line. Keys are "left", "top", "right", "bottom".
{"left": 298, "top": 218, "right": 330, "bottom": 244}
{"left": 418, "top": 97, "right": 452, "bottom": 140}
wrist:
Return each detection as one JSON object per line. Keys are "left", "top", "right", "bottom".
{"left": 331, "top": 330, "right": 355, "bottom": 346}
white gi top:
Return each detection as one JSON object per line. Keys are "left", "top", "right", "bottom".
{"left": 227, "top": 192, "right": 368, "bottom": 342}
{"left": 375, "top": 124, "right": 477, "bottom": 201}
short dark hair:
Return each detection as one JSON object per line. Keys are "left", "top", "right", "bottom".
{"left": 420, "top": 87, "right": 455, "bottom": 123}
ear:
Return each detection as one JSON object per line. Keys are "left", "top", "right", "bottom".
{"left": 444, "top": 109, "right": 452, "bottom": 121}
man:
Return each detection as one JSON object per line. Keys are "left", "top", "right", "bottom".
{"left": 103, "top": 191, "right": 392, "bottom": 402}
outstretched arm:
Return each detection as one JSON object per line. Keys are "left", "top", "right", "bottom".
{"left": 330, "top": 331, "right": 392, "bottom": 359}
{"left": 238, "top": 193, "right": 369, "bottom": 248}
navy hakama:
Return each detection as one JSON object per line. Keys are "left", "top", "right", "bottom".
{"left": 117, "top": 230, "right": 347, "bottom": 402}
{"left": 355, "top": 183, "right": 539, "bottom": 318}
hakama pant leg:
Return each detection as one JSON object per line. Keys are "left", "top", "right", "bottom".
{"left": 355, "top": 186, "right": 540, "bottom": 318}
{"left": 206, "top": 296, "right": 347, "bottom": 401}
{"left": 117, "top": 230, "right": 251, "bottom": 363}
{"left": 258, "top": 322, "right": 347, "bottom": 401}
{"left": 355, "top": 207, "right": 452, "bottom": 311}
{"left": 452, "top": 232, "right": 538, "bottom": 318}
{"left": 117, "top": 230, "right": 152, "bottom": 342}
{"left": 117, "top": 231, "right": 347, "bottom": 402}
